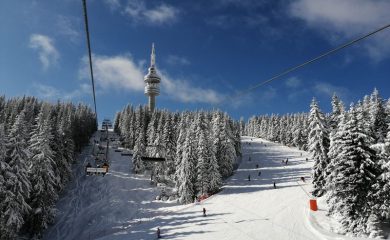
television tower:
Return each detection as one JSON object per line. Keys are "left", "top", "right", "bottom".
{"left": 144, "top": 43, "right": 161, "bottom": 112}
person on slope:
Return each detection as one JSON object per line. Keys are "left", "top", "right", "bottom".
{"left": 273, "top": 181, "right": 276, "bottom": 189}
{"left": 157, "top": 227, "right": 161, "bottom": 238}
{"left": 203, "top": 207, "right": 206, "bottom": 217}
{"left": 248, "top": 175, "right": 251, "bottom": 181}
{"left": 85, "top": 162, "right": 92, "bottom": 175}
{"left": 285, "top": 158, "right": 288, "bottom": 165}
{"left": 258, "top": 171, "right": 261, "bottom": 176}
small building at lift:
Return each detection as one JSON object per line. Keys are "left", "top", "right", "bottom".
{"left": 101, "top": 119, "right": 112, "bottom": 129}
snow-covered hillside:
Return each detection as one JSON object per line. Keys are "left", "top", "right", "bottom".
{"left": 115, "top": 136, "right": 317, "bottom": 240}
{"left": 44, "top": 134, "right": 325, "bottom": 240}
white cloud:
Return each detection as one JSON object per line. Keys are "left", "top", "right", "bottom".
{"left": 285, "top": 77, "right": 301, "bottom": 88}
{"left": 160, "top": 71, "right": 223, "bottom": 104}
{"left": 259, "top": 86, "right": 277, "bottom": 101}
{"left": 104, "top": 0, "right": 121, "bottom": 10}
{"left": 144, "top": 4, "right": 178, "bottom": 24}
{"left": 34, "top": 83, "right": 59, "bottom": 99}
{"left": 288, "top": 0, "right": 390, "bottom": 61}
{"left": 313, "top": 82, "right": 349, "bottom": 99}
{"left": 123, "top": 1, "right": 179, "bottom": 25}
{"left": 56, "top": 16, "right": 80, "bottom": 43}
{"left": 166, "top": 55, "right": 190, "bottom": 66}
{"left": 80, "top": 54, "right": 145, "bottom": 92}
{"left": 79, "top": 54, "right": 223, "bottom": 104}
{"left": 29, "top": 34, "right": 59, "bottom": 70}
{"left": 33, "top": 83, "right": 91, "bottom": 100}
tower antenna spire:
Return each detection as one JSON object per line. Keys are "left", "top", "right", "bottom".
{"left": 144, "top": 42, "right": 160, "bottom": 112}
{"left": 151, "top": 43, "right": 156, "bottom": 67}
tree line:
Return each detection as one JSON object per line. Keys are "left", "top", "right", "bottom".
{"left": 245, "top": 89, "right": 390, "bottom": 238}
{"left": 0, "top": 96, "right": 96, "bottom": 239}
{"left": 114, "top": 106, "right": 241, "bottom": 204}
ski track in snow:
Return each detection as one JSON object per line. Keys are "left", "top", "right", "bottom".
{"left": 44, "top": 135, "right": 362, "bottom": 240}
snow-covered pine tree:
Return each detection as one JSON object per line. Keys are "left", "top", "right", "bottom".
{"left": 132, "top": 123, "right": 146, "bottom": 174}
{"left": 27, "top": 112, "right": 58, "bottom": 236}
{"left": 308, "top": 98, "right": 330, "bottom": 197}
{"left": 369, "top": 89, "right": 387, "bottom": 143}
{"left": 329, "top": 93, "right": 344, "bottom": 133}
{"left": 3, "top": 110, "right": 32, "bottom": 239}
{"left": 219, "top": 116, "right": 236, "bottom": 178}
{"left": 177, "top": 126, "right": 196, "bottom": 204}
{"left": 0, "top": 123, "right": 14, "bottom": 239}
{"left": 162, "top": 114, "right": 176, "bottom": 176}
{"left": 326, "top": 106, "right": 379, "bottom": 236}
{"left": 174, "top": 113, "right": 188, "bottom": 184}
{"left": 326, "top": 112, "right": 347, "bottom": 194}
{"left": 196, "top": 130, "right": 210, "bottom": 195}
{"left": 113, "top": 111, "right": 121, "bottom": 134}
{"left": 370, "top": 124, "right": 390, "bottom": 229}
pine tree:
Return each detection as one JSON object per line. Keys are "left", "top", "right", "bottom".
{"left": 196, "top": 131, "right": 210, "bottom": 195}
{"left": 369, "top": 89, "right": 387, "bottom": 142}
{"left": 371, "top": 125, "right": 390, "bottom": 224}
{"left": 177, "top": 128, "right": 196, "bottom": 204}
{"left": 3, "top": 110, "right": 32, "bottom": 238}
{"left": 162, "top": 114, "right": 176, "bottom": 176}
{"left": 174, "top": 114, "right": 188, "bottom": 184}
{"left": 326, "top": 112, "right": 347, "bottom": 190}
{"left": 219, "top": 117, "right": 236, "bottom": 178}
{"left": 27, "top": 114, "right": 58, "bottom": 236}
{"left": 132, "top": 129, "right": 146, "bottom": 174}
{"left": 326, "top": 107, "right": 378, "bottom": 236}
{"left": 308, "top": 98, "right": 330, "bottom": 197}
{"left": 329, "top": 93, "right": 344, "bottom": 132}
{"left": 0, "top": 123, "right": 14, "bottom": 239}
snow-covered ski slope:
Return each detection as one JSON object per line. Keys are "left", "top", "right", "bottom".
{"left": 117, "top": 136, "right": 318, "bottom": 240}
{"left": 45, "top": 134, "right": 353, "bottom": 240}
{"left": 43, "top": 131, "right": 177, "bottom": 240}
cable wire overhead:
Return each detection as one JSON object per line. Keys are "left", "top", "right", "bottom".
{"left": 82, "top": 0, "right": 98, "bottom": 119}
{"left": 226, "top": 23, "right": 390, "bottom": 104}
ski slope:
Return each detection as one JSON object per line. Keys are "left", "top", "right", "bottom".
{"left": 44, "top": 134, "right": 331, "bottom": 240}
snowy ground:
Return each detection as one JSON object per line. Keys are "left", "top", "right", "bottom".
{"left": 43, "top": 131, "right": 178, "bottom": 240}
{"left": 44, "top": 134, "right": 379, "bottom": 240}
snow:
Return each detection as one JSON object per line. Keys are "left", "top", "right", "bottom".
{"left": 44, "top": 134, "right": 380, "bottom": 240}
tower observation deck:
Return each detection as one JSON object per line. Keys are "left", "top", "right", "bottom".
{"left": 144, "top": 43, "right": 161, "bottom": 112}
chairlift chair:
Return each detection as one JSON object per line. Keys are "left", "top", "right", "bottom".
{"left": 141, "top": 145, "right": 166, "bottom": 162}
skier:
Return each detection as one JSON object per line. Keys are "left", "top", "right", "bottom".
{"left": 300, "top": 177, "right": 305, "bottom": 182}
{"left": 248, "top": 175, "right": 251, "bottom": 181}
{"left": 203, "top": 207, "right": 206, "bottom": 217}
{"left": 273, "top": 181, "right": 276, "bottom": 189}
{"left": 256, "top": 164, "right": 259, "bottom": 168}
{"left": 258, "top": 171, "right": 261, "bottom": 176}
{"left": 306, "top": 158, "right": 308, "bottom": 162}
{"left": 285, "top": 158, "right": 288, "bottom": 165}
{"left": 157, "top": 227, "right": 161, "bottom": 238}
{"left": 85, "top": 162, "right": 92, "bottom": 175}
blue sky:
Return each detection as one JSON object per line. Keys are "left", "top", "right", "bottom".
{"left": 1, "top": 0, "right": 390, "bottom": 122}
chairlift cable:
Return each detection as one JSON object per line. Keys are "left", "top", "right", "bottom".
{"left": 223, "top": 23, "right": 390, "bottom": 105}
{"left": 82, "top": 0, "right": 98, "bottom": 120}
